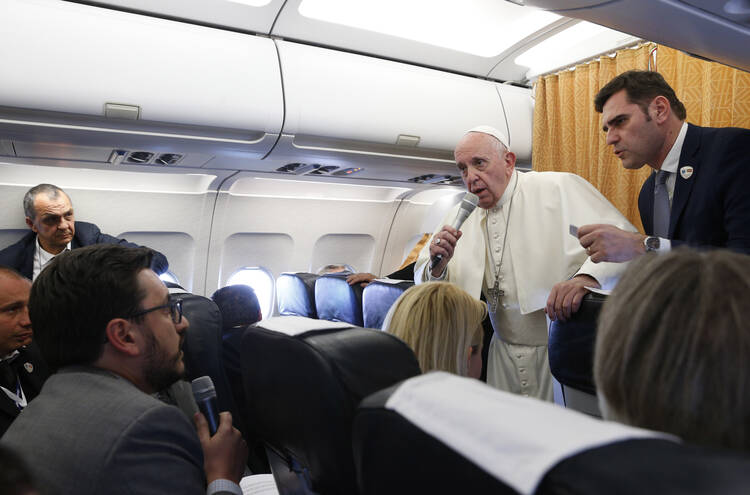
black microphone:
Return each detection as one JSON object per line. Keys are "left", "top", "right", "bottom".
{"left": 431, "top": 192, "right": 479, "bottom": 270}
{"left": 191, "top": 376, "right": 220, "bottom": 435}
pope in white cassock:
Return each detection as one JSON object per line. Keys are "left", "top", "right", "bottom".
{"left": 414, "top": 126, "right": 636, "bottom": 401}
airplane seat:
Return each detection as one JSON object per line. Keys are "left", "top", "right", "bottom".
{"left": 168, "top": 287, "right": 246, "bottom": 435}
{"left": 276, "top": 272, "right": 320, "bottom": 318}
{"left": 240, "top": 316, "right": 422, "bottom": 495}
{"left": 354, "top": 372, "right": 748, "bottom": 495}
{"left": 314, "top": 273, "right": 364, "bottom": 326}
{"left": 548, "top": 292, "right": 606, "bottom": 417}
{"left": 362, "top": 279, "right": 414, "bottom": 329}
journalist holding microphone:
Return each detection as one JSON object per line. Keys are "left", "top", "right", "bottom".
{"left": 2, "top": 244, "right": 247, "bottom": 495}
{"left": 415, "top": 126, "right": 635, "bottom": 401}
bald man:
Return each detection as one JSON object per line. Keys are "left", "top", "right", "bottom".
{"left": 415, "top": 126, "right": 635, "bottom": 401}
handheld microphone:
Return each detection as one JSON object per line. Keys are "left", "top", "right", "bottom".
{"left": 431, "top": 192, "right": 479, "bottom": 270}
{"left": 191, "top": 376, "right": 220, "bottom": 435}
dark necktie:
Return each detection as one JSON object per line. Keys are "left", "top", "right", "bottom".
{"left": 653, "top": 170, "right": 671, "bottom": 238}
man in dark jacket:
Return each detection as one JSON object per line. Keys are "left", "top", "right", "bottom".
{"left": 0, "top": 183, "right": 168, "bottom": 279}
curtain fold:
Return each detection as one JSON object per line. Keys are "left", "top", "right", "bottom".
{"left": 532, "top": 44, "right": 750, "bottom": 232}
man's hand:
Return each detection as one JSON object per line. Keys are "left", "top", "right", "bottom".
{"left": 194, "top": 411, "right": 247, "bottom": 484}
{"left": 545, "top": 274, "right": 599, "bottom": 322}
{"left": 429, "top": 226, "right": 461, "bottom": 278}
{"left": 346, "top": 272, "right": 377, "bottom": 287}
{"left": 578, "top": 224, "right": 646, "bottom": 263}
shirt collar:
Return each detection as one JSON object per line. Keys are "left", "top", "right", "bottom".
{"left": 0, "top": 350, "right": 20, "bottom": 363}
{"left": 659, "top": 121, "right": 688, "bottom": 175}
{"left": 35, "top": 237, "right": 72, "bottom": 264}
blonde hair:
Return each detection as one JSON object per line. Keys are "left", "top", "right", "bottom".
{"left": 595, "top": 249, "right": 750, "bottom": 452}
{"left": 384, "top": 282, "right": 486, "bottom": 376}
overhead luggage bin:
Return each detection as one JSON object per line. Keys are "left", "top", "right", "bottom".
{"left": 269, "top": 40, "right": 533, "bottom": 178}
{"left": 80, "top": 0, "right": 287, "bottom": 34}
{"left": 0, "top": 0, "right": 283, "bottom": 166}
{"left": 524, "top": 0, "right": 750, "bottom": 74}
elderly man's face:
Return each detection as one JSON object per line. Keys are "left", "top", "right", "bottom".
{"left": 0, "top": 274, "right": 32, "bottom": 356}
{"left": 455, "top": 132, "right": 516, "bottom": 210}
{"left": 26, "top": 193, "right": 75, "bottom": 254}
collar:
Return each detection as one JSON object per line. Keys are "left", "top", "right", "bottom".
{"left": 35, "top": 237, "right": 72, "bottom": 265}
{"left": 659, "top": 121, "right": 688, "bottom": 175}
{"left": 0, "top": 350, "right": 20, "bottom": 363}
{"left": 487, "top": 170, "right": 518, "bottom": 213}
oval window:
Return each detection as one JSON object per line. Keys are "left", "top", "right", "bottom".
{"left": 226, "top": 267, "right": 275, "bottom": 318}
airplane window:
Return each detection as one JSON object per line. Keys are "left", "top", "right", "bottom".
{"left": 159, "top": 271, "right": 180, "bottom": 285}
{"left": 226, "top": 267, "right": 274, "bottom": 318}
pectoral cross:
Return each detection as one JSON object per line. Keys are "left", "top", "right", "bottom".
{"left": 487, "top": 280, "right": 504, "bottom": 313}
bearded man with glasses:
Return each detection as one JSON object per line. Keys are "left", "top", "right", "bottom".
{"left": 2, "top": 244, "right": 247, "bottom": 495}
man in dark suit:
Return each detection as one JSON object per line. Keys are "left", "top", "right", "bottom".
{"left": 574, "top": 70, "right": 750, "bottom": 261}
{"left": 0, "top": 183, "right": 169, "bottom": 280}
{"left": 2, "top": 245, "right": 246, "bottom": 495}
{"left": 0, "top": 267, "right": 48, "bottom": 437}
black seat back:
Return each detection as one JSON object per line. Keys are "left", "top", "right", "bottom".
{"left": 354, "top": 372, "right": 722, "bottom": 495}
{"left": 276, "top": 272, "right": 319, "bottom": 318}
{"left": 315, "top": 274, "right": 364, "bottom": 326}
{"left": 362, "top": 279, "right": 414, "bottom": 329}
{"left": 241, "top": 316, "right": 421, "bottom": 495}
{"left": 173, "top": 289, "right": 244, "bottom": 434}
{"left": 548, "top": 292, "right": 606, "bottom": 415}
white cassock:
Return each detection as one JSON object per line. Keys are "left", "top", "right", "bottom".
{"left": 415, "top": 170, "right": 637, "bottom": 400}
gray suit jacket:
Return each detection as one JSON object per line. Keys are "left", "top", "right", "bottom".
{"left": 2, "top": 367, "right": 221, "bottom": 495}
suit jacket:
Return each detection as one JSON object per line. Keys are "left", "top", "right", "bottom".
{"left": 0, "top": 221, "right": 169, "bottom": 278}
{"left": 0, "top": 342, "right": 49, "bottom": 437}
{"left": 1, "top": 366, "right": 235, "bottom": 495}
{"left": 639, "top": 124, "right": 750, "bottom": 254}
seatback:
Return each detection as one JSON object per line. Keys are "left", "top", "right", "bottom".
{"left": 170, "top": 288, "right": 245, "bottom": 434}
{"left": 354, "top": 372, "right": 701, "bottom": 495}
{"left": 548, "top": 292, "right": 606, "bottom": 416}
{"left": 241, "top": 316, "right": 421, "bottom": 495}
{"left": 314, "top": 273, "right": 364, "bottom": 326}
{"left": 276, "top": 272, "right": 320, "bottom": 318}
{"left": 362, "top": 279, "right": 414, "bottom": 329}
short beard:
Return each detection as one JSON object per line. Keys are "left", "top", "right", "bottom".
{"left": 142, "top": 330, "right": 184, "bottom": 393}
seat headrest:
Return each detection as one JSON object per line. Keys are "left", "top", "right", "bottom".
{"left": 548, "top": 292, "right": 607, "bottom": 395}
{"left": 362, "top": 279, "right": 414, "bottom": 329}
{"left": 241, "top": 316, "right": 421, "bottom": 495}
{"left": 538, "top": 437, "right": 750, "bottom": 494}
{"left": 314, "top": 274, "right": 364, "bottom": 326}
{"left": 354, "top": 372, "right": 670, "bottom": 495}
{"left": 276, "top": 272, "right": 319, "bottom": 318}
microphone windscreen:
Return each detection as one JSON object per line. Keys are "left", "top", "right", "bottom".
{"left": 191, "top": 376, "right": 216, "bottom": 402}
{"left": 459, "top": 192, "right": 479, "bottom": 211}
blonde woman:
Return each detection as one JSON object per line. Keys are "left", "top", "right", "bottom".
{"left": 383, "top": 281, "right": 486, "bottom": 378}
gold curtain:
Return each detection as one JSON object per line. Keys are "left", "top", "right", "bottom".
{"left": 532, "top": 44, "right": 750, "bottom": 232}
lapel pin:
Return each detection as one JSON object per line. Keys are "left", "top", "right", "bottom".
{"left": 680, "top": 165, "right": 694, "bottom": 179}
{"left": 23, "top": 362, "right": 33, "bottom": 373}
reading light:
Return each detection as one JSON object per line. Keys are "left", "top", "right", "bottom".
{"left": 514, "top": 21, "right": 638, "bottom": 78}
{"left": 298, "top": 0, "right": 560, "bottom": 57}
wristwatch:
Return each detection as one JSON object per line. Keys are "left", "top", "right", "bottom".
{"left": 644, "top": 236, "right": 660, "bottom": 252}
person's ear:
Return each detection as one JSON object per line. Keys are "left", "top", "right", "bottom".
{"left": 504, "top": 150, "right": 516, "bottom": 173}
{"left": 651, "top": 95, "right": 671, "bottom": 123}
{"left": 104, "top": 318, "right": 141, "bottom": 357}
{"left": 25, "top": 217, "right": 36, "bottom": 232}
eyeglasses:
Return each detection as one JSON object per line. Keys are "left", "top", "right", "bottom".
{"left": 128, "top": 299, "right": 183, "bottom": 324}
